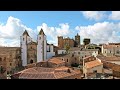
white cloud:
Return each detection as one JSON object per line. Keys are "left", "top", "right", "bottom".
{"left": 2, "top": 15, "right": 120, "bottom": 47}
{"left": 109, "top": 11, "right": 120, "bottom": 20}
{"left": 56, "top": 23, "right": 70, "bottom": 36}
{"left": 37, "top": 23, "right": 70, "bottom": 46}
{"left": 81, "top": 11, "right": 107, "bottom": 21}
{"left": 0, "top": 16, "right": 34, "bottom": 47}
{"left": 0, "top": 16, "right": 71, "bottom": 47}
{"left": 75, "top": 22, "right": 120, "bottom": 44}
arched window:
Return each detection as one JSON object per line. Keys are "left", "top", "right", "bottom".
{"left": 30, "top": 60, "right": 33, "bottom": 64}
{"left": 23, "top": 38, "right": 24, "bottom": 41}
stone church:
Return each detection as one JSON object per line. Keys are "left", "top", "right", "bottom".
{"left": 20, "top": 29, "right": 55, "bottom": 66}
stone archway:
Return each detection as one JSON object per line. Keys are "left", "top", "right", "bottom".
{"left": 30, "top": 59, "right": 33, "bottom": 64}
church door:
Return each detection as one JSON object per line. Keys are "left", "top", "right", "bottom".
{"left": 30, "top": 59, "right": 33, "bottom": 64}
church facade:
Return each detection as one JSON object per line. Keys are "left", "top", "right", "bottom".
{"left": 20, "top": 29, "right": 55, "bottom": 66}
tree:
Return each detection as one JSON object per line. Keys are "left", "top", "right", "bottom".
{"left": 65, "top": 45, "right": 70, "bottom": 54}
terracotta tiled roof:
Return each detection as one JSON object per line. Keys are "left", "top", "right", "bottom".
{"left": 48, "top": 58, "right": 65, "bottom": 64}
{"left": 85, "top": 60, "right": 103, "bottom": 69}
{"left": 54, "top": 67, "right": 80, "bottom": 79}
{"left": 97, "top": 56, "right": 120, "bottom": 61}
{"left": 18, "top": 68, "right": 39, "bottom": 74}
{"left": 112, "top": 65, "right": 120, "bottom": 72}
{"left": 15, "top": 66, "right": 80, "bottom": 79}
{"left": 34, "top": 67, "right": 55, "bottom": 72}
{"left": 19, "top": 72, "right": 55, "bottom": 79}
{"left": 55, "top": 66, "right": 70, "bottom": 72}
{"left": 103, "top": 45, "right": 120, "bottom": 49}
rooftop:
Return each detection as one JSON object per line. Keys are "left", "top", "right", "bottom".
{"left": 103, "top": 44, "right": 120, "bottom": 49}
{"left": 13, "top": 66, "right": 81, "bottom": 79}
{"left": 85, "top": 60, "right": 103, "bottom": 69}
{"left": 48, "top": 58, "right": 65, "bottom": 64}
{"left": 97, "top": 56, "right": 120, "bottom": 61}
{"left": 69, "top": 47, "right": 99, "bottom": 51}
{"left": 112, "top": 65, "right": 120, "bottom": 72}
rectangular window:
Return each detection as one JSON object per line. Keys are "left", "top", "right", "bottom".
{"left": 67, "top": 59, "right": 68, "bottom": 62}
{"left": 39, "top": 37, "right": 41, "bottom": 40}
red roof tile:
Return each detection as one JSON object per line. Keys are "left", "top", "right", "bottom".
{"left": 48, "top": 58, "right": 65, "bottom": 64}
{"left": 85, "top": 60, "right": 103, "bottom": 69}
{"left": 16, "top": 66, "right": 80, "bottom": 79}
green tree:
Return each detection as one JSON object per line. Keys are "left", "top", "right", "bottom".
{"left": 65, "top": 45, "right": 70, "bottom": 54}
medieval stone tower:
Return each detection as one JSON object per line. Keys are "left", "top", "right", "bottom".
{"left": 75, "top": 33, "right": 80, "bottom": 47}
{"left": 37, "top": 28, "right": 47, "bottom": 62}
{"left": 58, "top": 36, "right": 63, "bottom": 49}
{"left": 20, "top": 30, "right": 32, "bottom": 66}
